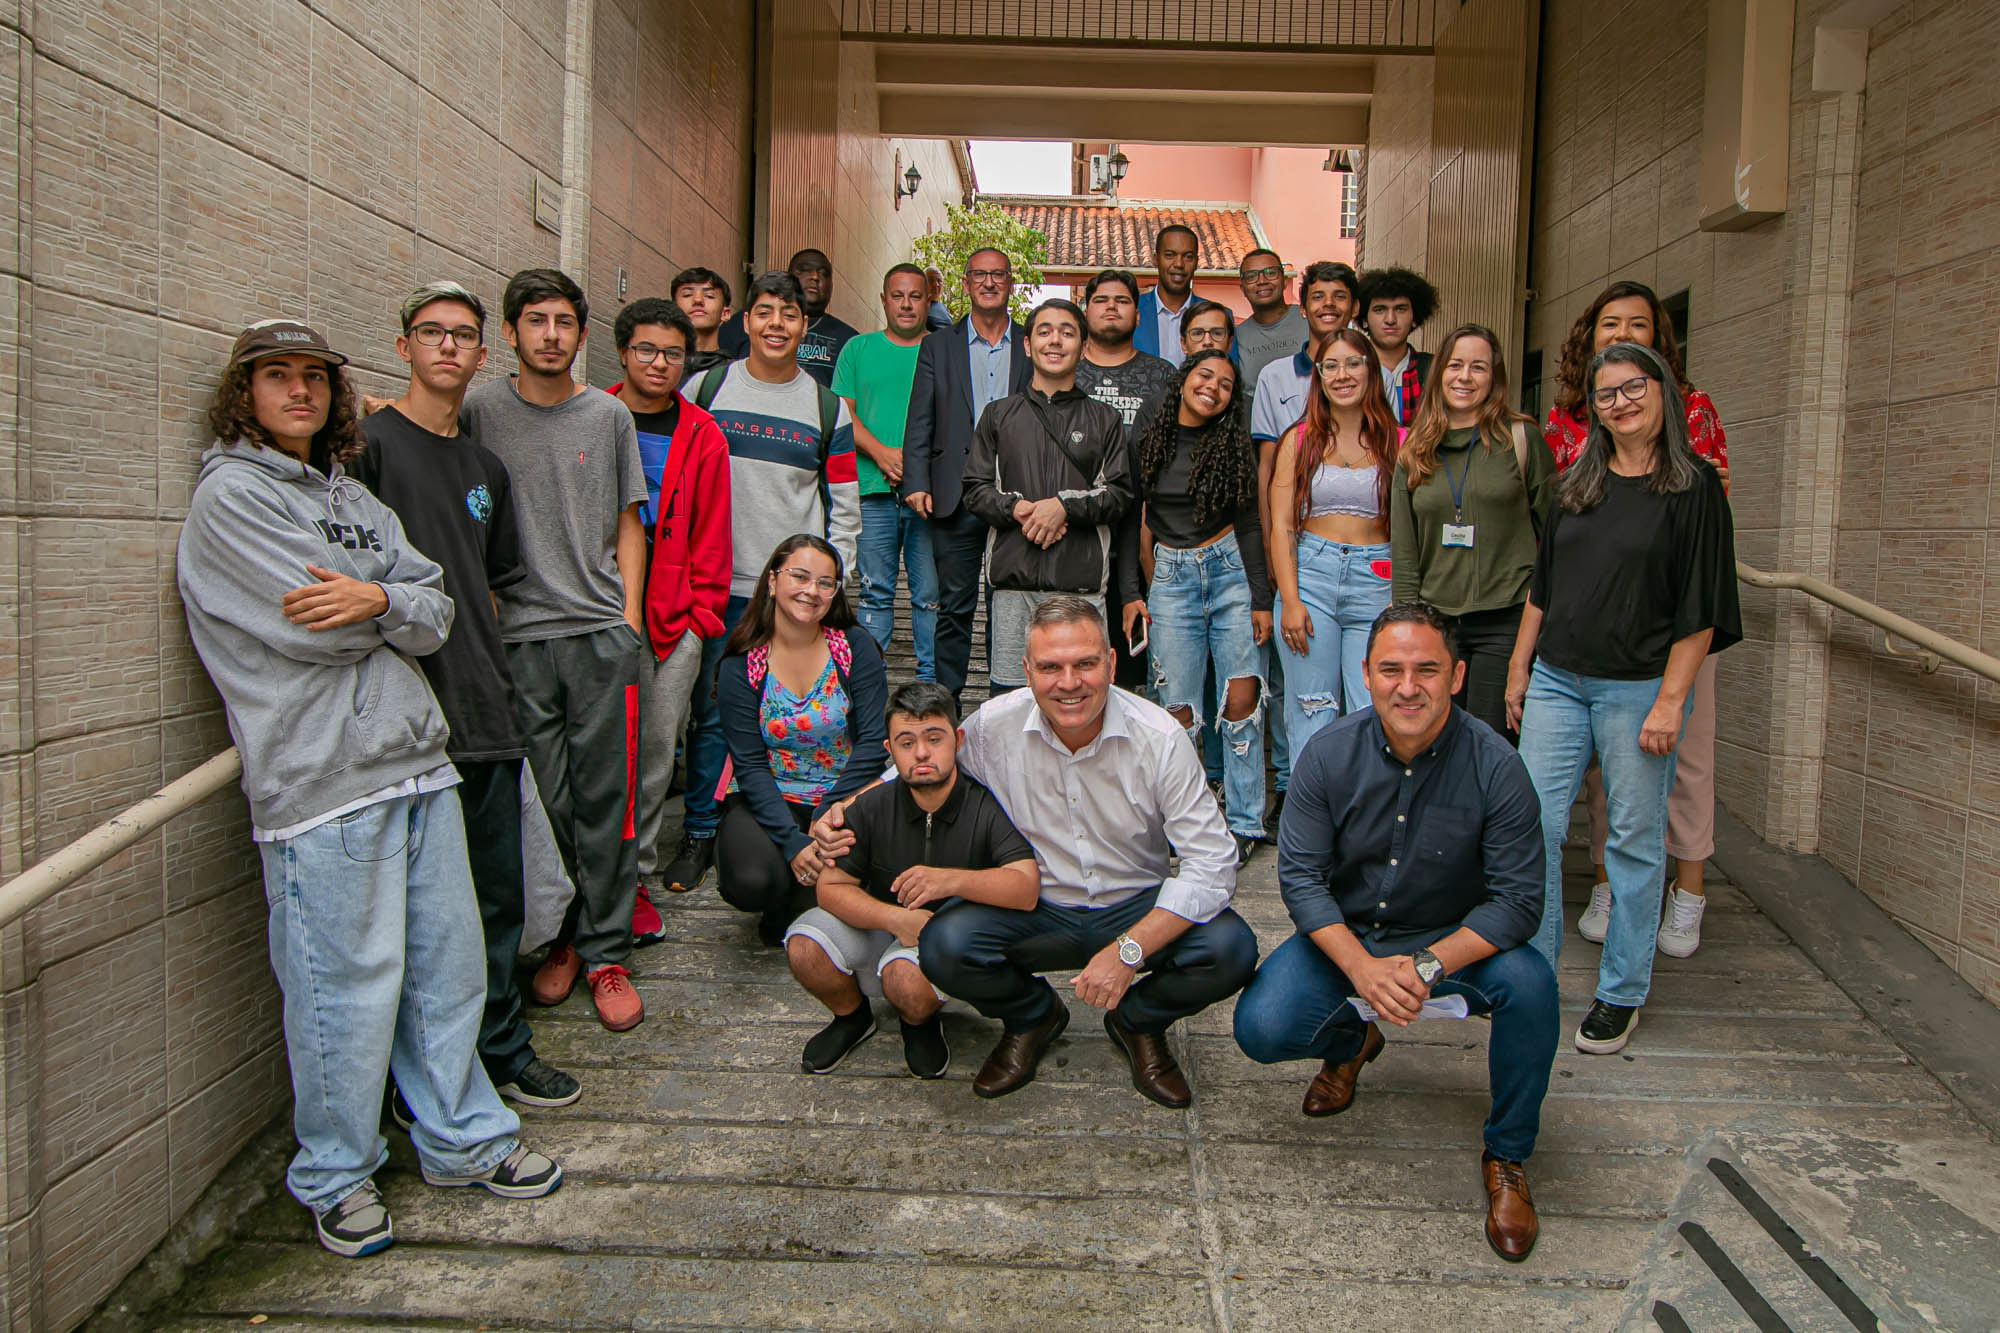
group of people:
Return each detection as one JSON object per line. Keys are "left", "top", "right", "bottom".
{"left": 177, "top": 229, "right": 1737, "bottom": 1265}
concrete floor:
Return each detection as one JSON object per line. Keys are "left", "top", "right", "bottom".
{"left": 153, "top": 832, "right": 2000, "bottom": 1332}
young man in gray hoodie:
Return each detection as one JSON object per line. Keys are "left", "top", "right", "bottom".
{"left": 177, "top": 319, "right": 563, "bottom": 1259}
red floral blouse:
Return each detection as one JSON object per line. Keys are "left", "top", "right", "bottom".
{"left": 1542, "top": 387, "right": 1728, "bottom": 481}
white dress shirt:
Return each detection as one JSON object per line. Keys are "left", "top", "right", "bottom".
{"left": 955, "top": 686, "right": 1238, "bottom": 924}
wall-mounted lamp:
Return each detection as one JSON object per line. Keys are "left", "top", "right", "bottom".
{"left": 1089, "top": 149, "right": 1131, "bottom": 196}
{"left": 894, "top": 151, "right": 922, "bottom": 210}
{"left": 1322, "top": 148, "right": 1357, "bottom": 174}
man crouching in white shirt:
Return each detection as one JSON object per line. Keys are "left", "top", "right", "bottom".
{"left": 814, "top": 594, "right": 1257, "bottom": 1107}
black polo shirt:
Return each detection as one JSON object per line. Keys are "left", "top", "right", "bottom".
{"left": 835, "top": 773, "right": 1035, "bottom": 907}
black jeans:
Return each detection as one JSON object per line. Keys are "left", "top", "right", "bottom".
{"left": 1453, "top": 603, "right": 1524, "bottom": 743}
{"left": 920, "top": 888, "right": 1259, "bottom": 1035}
{"left": 929, "top": 505, "right": 990, "bottom": 703}
{"left": 456, "top": 757, "right": 535, "bottom": 1084}
{"left": 715, "top": 794, "right": 817, "bottom": 931}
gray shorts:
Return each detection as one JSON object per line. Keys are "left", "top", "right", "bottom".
{"left": 783, "top": 907, "right": 926, "bottom": 998}
{"left": 987, "top": 588, "right": 1072, "bottom": 688}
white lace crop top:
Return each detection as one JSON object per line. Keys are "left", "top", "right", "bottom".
{"left": 1306, "top": 462, "right": 1381, "bottom": 519}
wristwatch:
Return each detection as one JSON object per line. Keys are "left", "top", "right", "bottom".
{"left": 1116, "top": 933, "right": 1144, "bottom": 968}
{"left": 1411, "top": 948, "right": 1444, "bottom": 986}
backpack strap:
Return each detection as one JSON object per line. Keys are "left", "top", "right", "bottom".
{"left": 694, "top": 365, "right": 728, "bottom": 412}
{"left": 1509, "top": 420, "right": 1529, "bottom": 479}
{"left": 815, "top": 381, "right": 839, "bottom": 460}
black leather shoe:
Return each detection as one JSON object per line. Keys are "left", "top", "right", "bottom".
{"left": 972, "top": 1001, "right": 1070, "bottom": 1098}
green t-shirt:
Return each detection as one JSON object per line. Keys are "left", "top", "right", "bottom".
{"left": 830, "top": 331, "right": 923, "bottom": 497}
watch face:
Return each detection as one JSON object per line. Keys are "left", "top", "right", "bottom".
{"left": 1119, "top": 938, "right": 1144, "bottom": 965}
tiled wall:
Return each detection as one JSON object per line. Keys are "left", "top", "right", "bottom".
{"left": 1355, "top": 54, "right": 1432, "bottom": 277}
{"left": 0, "top": 1, "right": 758, "bottom": 1325}
{"left": 1525, "top": 0, "right": 2000, "bottom": 1006}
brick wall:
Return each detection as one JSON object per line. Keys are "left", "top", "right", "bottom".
{"left": 1524, "top": 0, "right": 2000, "bottom": 1007}
{"left": 0, "top": 1, "right": 756, "bottom": 1326}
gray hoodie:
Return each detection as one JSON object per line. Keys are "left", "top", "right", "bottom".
{"left": 177, "top": 440, "right": 456, "bottom": 831}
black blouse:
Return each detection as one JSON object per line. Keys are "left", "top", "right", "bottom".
{"left": 1121, "top": 424, "right": 1272, "bottom": 606}
{"left": 1529, "top": 461, "right": 1740, "bottom": 680}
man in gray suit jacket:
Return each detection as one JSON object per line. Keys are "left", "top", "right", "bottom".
{"left": 902, "top": 248, "right": 1031, "bottom": 703}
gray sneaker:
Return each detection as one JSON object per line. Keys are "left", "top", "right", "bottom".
{"left": 422, "top": 1143, "right": 563, "bottom": 1198}
{"left": 315, "top": 1181, "right": 393, "bottom": 1258}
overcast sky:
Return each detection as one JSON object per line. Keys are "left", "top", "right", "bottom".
{"left": 968, "top": 140, "right": 1070, "bottom": 195}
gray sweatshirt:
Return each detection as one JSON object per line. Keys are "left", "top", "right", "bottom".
{"left": 177, "top": 440, "right": 456, "bottom": 830}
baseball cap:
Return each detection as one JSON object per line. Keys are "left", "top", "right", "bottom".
{"left": 228, "top": 319, "right": 347, "bottom": 369}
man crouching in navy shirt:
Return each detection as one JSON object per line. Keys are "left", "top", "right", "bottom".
{"left": 1232, "top": 602, "right": 1558, "bottom": 1262}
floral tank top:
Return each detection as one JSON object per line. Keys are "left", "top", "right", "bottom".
{"left": 730, "top": 651, "right": 851, "bottom": 806}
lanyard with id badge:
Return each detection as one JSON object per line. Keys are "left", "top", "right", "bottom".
{"left": 1442, "top": 447, "right": 1476, "bottom": 548}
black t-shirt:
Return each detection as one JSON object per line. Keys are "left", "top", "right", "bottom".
{"left": 1134, "top": 424, "right": 1272, "bottom": 607}
{"left": 1529, "top": 461, "right": 1740, "bottom": 680}
{"left": 353, "top": 407, "right": 528, "bottom": 761}
{"left": 834, "top": 772, "right": 1036, "bottom": 907}
{"left": 716, "top": 311, "right": 859, "bottom": 388}
{"left": 1076, "top": 353, "right": 1176, "bottom": 443}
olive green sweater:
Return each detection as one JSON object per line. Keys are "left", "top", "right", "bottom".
{"left": 1389, "top": 424, "right": 1557, "bottom": 615}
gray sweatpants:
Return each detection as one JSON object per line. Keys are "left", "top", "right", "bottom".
{"left": 634, "top": 630, "right": 705, "bottom": 885}
{"left": 505, "top": 623, "right": 644, "bottom": 969}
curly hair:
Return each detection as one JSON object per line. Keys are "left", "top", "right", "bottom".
{"left": 1357, "top": 266, "right": 1440, "bottom": 330}
{"left": 1133, "top": 350, "right": 1256, "bottom": 527}
{"left": 205, "top": 358, "right": 364, "bottom": 471}
{"left": 1401, "top": 324, "right": 1532, "bottom": 490}
{"left": 1287, "top": 328, "right": 1399, "bottom": 523}
{"left": 1551, "top": 280, "right": 1691, "bottom": 418}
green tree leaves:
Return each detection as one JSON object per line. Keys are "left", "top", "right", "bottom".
{"left": 910, "top": 203, "right": 1049, "bottom": 322}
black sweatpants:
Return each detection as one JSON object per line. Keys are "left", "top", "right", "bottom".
{"left": 506, "top": 624, "right": 644, "bottom": 969}
{"left": 1453, "top": 603, "right": 1525, "bottom": 743}
{"left": 455, "top": 757, "right": 535, "bottom": 1084}
{"left": 715, "top": 795, "right": 816, "bottom": 936}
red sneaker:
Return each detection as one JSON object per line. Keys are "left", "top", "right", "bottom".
{"left": 632, "top": 884, "right": 667, "bottom": 948}
{"left": 528, "top": 942, "right": 581, "bottom": 1006}
{"left": 588, "top": 964, "right": 645, "bottom": 1032}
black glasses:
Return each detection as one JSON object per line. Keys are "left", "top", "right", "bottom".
{"left": 965, "top": 268, "right": 1011, "bottom": 283}
{"left": 410, "top": 324, "right": 481, "bottom": 349}
{"left": 1185, "top": 327, "right": 1231, "bottom": 346}
{"left": 1589, "top": 375, "right": 1653, "bottom": 410}
{"left": 1240, "top": 265, "right": 1283, "bottom": 282}
{"left": 629, "top": 343, "right": 686, "bottom": 365}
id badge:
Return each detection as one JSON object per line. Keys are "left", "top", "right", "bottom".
{"left": 1442, "top": 522, "right": 1475, "bottom": 548}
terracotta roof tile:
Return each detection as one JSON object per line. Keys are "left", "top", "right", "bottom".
{"left": 982, "top": 197, "right": 1267, "bottom": 274}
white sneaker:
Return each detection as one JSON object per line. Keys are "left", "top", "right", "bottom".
{"left": 1577, "top": 881, "right": 1612, "bottom": 943}
{"left": 1657, "top": 886, "right": 1706, "bottom": 958}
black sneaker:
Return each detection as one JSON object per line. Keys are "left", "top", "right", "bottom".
{"left": 901, "top": 1015, "right": 951, "bottom": 1079}
{"left": 384, "top": 1085, "right": 414, "bottom": 1133}
{"left": 315, "top": 1181, "right": 393, "bottom": 1258}
{"left": 663, "top": 833, "right": 715, "bottom": 895}
{"left": 422, "top": 1143, "right": 563, "bottom": 1197}
{"left": 1269, "top": 789, "right": 1287, "bottom": 829}
{"left": 1233, "top": 832, "right": 1259, "bottom": 866}
{"left": 801, "top": 1007, "right": 876, "bottom": 1073}
{"left": 1574, "top": 999, "right": 1639, "bottom": 1054}
{"left": 495, "top": 1057, "right": 582, "bottom": 1108}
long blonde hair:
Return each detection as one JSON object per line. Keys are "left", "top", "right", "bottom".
{"left": 1400, "top": 324, "right": 1530, "bottom": 490}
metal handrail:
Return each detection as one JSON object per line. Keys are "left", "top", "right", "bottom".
{"left": 0, "top": 748, "right": 242, "bottom": 931}
{"left": 1738, "top": 560, "right": 2000, "bottom": 684}
{"left": 0, "top": 562, "right": 1987, "bottom": 932}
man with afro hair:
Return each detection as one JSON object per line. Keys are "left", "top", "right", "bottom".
{"left": 1357, "top": 266, "right": 1441, "bottom": 427}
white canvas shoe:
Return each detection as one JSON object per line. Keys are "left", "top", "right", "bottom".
{"left": 1656, "top": 886, "right": 1707, "bottom": 958}
{"left": 1577, "top": 881, "right": 1612, "bottom": 943}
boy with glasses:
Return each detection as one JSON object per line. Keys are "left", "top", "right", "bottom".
{"left": 1235, "top": 249, "right": 1308, "bottom": 392}
{"left": 352, "top": 282, "right": 582, "bottom": 1110}
{"left": 608, "top": 300, "right": 732, "bottom": 931}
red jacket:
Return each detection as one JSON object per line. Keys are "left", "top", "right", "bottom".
{"left": 614, "top": 387, "right": 731, "bottom": 660}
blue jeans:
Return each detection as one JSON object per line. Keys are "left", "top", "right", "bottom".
{"left": 1147, "top": 533, "right": 1266, "bottom": 838}
{"left": 1278, "top": 535, "right": 1391, "bottom": 750}
{"left": 1517, "top": 661, "right": 1687, "bottom": 1005}
{"left": 920, "top": 889, "right": 1259, "bottom": 1035}
{"left": 679, "top": 593, "right": 751, "bottom": 840}
{"left": 857, "top": 494, "right": 938, "bottom": 679}
{"left": 1233, "top": 932, "right": 1558, "bottom": 1162}
{"left": 258, "top": 788, "right": 521, "bottom": 1211}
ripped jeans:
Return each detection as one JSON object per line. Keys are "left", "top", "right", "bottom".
{"left": 1278, "top": 535, "right": 1392, "bottom": 750}
{"left": 1147, "top": 532, "right": 1266, "bottom": 839}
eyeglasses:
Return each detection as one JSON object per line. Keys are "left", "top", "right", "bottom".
{"left": 1185, "top": 327, "right": 1231, "bottom": 346}
{"left": 1241, "top": 265, "right": 1283, "bottom": 282}
{"left": 410, "top": 323, "right": 481, "bottom": 349}
{"left": 629, "top": 343, "right": 686, "bottom": 365}
{"left": 1318, "top": 356, "right": 1369, "bottom": 375}
{"left": 1590, "top": 375, "right": 1653, "bottom": 410}
{"left": 965, "top": 268, "right": 1011, "bottom": 283}
{"left": 778, "top": 567, "right": 840, "bottom": 595}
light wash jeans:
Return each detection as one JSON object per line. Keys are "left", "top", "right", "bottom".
{"left": 1147, "top": 532, "right": 1266, "bottom": 839}
{"left": 1277, "top": 534, "right": 1392, "bottom": 749}
{"left": 857, "top": 493, "right": 938, "bottom": 679}
{"left": 1517, "top": 661, "right": 1688, "bottom": 1006}
{"left": 259, "top": 787, "right": 521, "bottom": 1212}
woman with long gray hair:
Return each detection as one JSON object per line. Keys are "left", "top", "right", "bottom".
{"left": 1502, "top": 342, "right": 1740, "bottom": 1057}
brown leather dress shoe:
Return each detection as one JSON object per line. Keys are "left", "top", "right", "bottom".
{"left": 1482, "top": 1155, "right": 1539, "bottom": 1262}
{"left": 1302, "top": 1022, "right": 1384, "bottom": 1116}
{"left": 972, "top": 1001, "right": 1070, "bottom": 1098}
{"left": 1103, "top": 1013, "right": 1192, "bottom": 1108}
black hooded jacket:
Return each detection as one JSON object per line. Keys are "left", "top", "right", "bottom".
{"left": 962, "top": 385, "right": 1132, "bottom": 594}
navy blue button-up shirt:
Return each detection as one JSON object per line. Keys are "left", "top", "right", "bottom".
{"left": 1277, "top": 706, "right": 1545, "bottom": 955}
